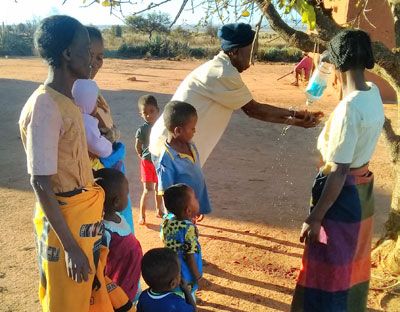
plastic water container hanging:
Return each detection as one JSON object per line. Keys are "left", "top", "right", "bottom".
{"left": 305, "top": 52, "right": 332, "bottom": 106}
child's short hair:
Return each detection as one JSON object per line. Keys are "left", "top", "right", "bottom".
{"left": 141, "top": 248, "right": 180, "bottom": 290}
{"left": 94, "top": 168, "right": 127, "bottom": 213}
{"left": 138, "top": 95, "right": 158, "bottom": 110}
{"left": 163, "top": 101, "right": 197, "bottom": 131}
{"left": 163, "top": 183, "right": 192, "bottom": 215}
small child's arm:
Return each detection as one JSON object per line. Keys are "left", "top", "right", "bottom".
{"left": 180, "top": 280, "right": 197, "bottom": 311}
{"left": 100, "top": 126, "right": 120, "bottom": 143}
{"left": 185, "top": 253, "right": 202, "bottom": 281}
{"left": 135, "top": 138, "right": 143, "bottom": 159}
{"left": 156, "top": 157, "right": 175, "bottom": 195}
{"left": 184, "top": 224, "right": 202, "bottom": 282}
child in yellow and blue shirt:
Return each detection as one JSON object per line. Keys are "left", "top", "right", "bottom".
{"left": 161, "top": 184, "right": 202, "bottom": 300}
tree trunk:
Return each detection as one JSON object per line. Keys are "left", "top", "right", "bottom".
{"left": 382, "top": 112, "right": 400, "bottom": 238}
{"left": 389, "top": 0, "right": 400, "bottom": 48}
{"left": 372, "top": 90, "right": 400, "bottom": 279}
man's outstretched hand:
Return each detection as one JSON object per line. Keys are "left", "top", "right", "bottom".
{"left": 290, "top": 110, "right": 324, "bottom": 128}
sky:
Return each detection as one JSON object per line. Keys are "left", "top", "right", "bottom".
{"left": 1, "top": 0, "right": 263, "bottom": 26}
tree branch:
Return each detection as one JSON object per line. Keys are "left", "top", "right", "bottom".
{"left": 370, "top": 41, "right": 400, "bottom": 97}
{"left": 127, "top": 0, "right": 172, "bottom": 16}
{"left": 256, "top": 0, "right": 326, "bottom": 52}
{"left": 382, "top": 117, "right": 400, "bottom": 163}
{"left": 312, "top": 2, "right": 343, "bottom": 42}
{"left": 170, "top": 0, "right": 189, "bottom": 27}
{"left": 388, "top": 0, "right": 400, "bottom": 47}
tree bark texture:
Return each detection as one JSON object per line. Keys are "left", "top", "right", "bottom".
{"left": 256, "top": 1, "right": 400, "bottom": 97}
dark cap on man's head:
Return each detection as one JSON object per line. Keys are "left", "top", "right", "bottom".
{"left": 218, "top": 23, "right": 255, "bottom": 52}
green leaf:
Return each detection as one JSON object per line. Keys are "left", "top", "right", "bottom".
{"left": 294, "top": 0, "right": 316, "bottom": 30}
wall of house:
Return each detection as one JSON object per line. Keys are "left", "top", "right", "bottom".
{"left": 324, "top": 0, "right": 396, "bottom": 102}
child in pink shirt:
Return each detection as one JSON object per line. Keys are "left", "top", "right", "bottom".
{"left": 94, "top": 168, "right": 143, "bottom": 302}
{"left": 292, "top": 52, "right": 313, "bottom": 86}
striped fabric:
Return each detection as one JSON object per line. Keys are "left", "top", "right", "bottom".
{"left": 291, "top": 165, "right": 374, "bottom": 312}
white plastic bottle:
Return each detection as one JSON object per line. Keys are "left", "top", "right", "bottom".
{"left": 305, "top": 62, "right": 332, "bottom": 105}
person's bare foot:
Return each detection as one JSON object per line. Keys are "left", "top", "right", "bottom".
{"left": 192, "top": 214, "right": 204, "bottom": 224}
{"left": 138, "top": 217, "right": 146, "bottom": 225}
{"left": 291, "top": 81, "right": 299, "bottom": 86}
{"left": 196, "top": 214, "right": 204, "bottom": 222}
{"left": 156, "top": 210, "right": 164, "bottom": 218}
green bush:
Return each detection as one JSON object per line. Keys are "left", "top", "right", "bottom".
{"left": 117, "top": 42, "right": 148, "bottom": 58}
{"left": 258, "top": 46, "right": 302, "bottom": 62}
{"left": 115, "top": 36, "right": 218, "bottom": 59}
{"left": 0, "top": 32, "right": 33, "bottom": 56}
{"left": 189, "top": 47, "right": 207, "bottom": 58}
{"left": 111, "top": 35, "right": 302, "bottom": 62}
{"left": 0, "top": 21, "right": 38, "bottom": 56}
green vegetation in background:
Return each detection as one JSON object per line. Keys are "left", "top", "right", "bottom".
{"left": 104, "top": 24, "right": 302, "bottom": 62}
{"left": 0, "top": 20, "right": 302, "bottom": 63}
{"left": 0, "top": 22, "right": 37, "bottom": 56}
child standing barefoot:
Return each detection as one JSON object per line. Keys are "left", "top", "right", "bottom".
{"left": 135, "top": 95, "right": 164, "bottom": 225}
{"left": 161, "top": 184, "right": 203, "bottom": 300}
{"left": 94, "top": 168, "right": 143, "bottom": 303}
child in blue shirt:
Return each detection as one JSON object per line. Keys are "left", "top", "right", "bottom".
{"left": 161, "top": 184, "right": 203, "bottom": 299}
{"left": 156, "top": 100, "right": 212, "bottom": 221}
{"left": 137, "top": 248, "right": 197, "bottom": 312}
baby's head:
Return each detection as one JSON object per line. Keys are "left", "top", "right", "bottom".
{"left": 138, "top": 95, "right": 159, "bottom": 124}
{"left": 163, "top": 101, "right": 197, "bottom": 143}
{"left": 163, "top": 183, "right": 199, "bottom": 220}
{"left": 141, "top": 248, "right": 181, "bottom": 292}
{"left": 72, "top": 79, "right": 99, "bottom": 115}
{"left": 94, "top": 168, "right": 129, "bottom": 214}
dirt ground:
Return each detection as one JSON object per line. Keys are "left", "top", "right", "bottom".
{"left": 0, "top": 57, "right": 399, "bottom": 312}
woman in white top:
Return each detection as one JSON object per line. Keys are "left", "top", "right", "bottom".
{"left": 291, "top": 30, "right": 385, "bottom": 312}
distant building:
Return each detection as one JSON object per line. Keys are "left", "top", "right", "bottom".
{"left": 325, "top": 0, "right": 397, "bottom": 103}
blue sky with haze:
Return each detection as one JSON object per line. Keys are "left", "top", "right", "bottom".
{"left": 2, "top": 0, "right": 301, "bottom": 28}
